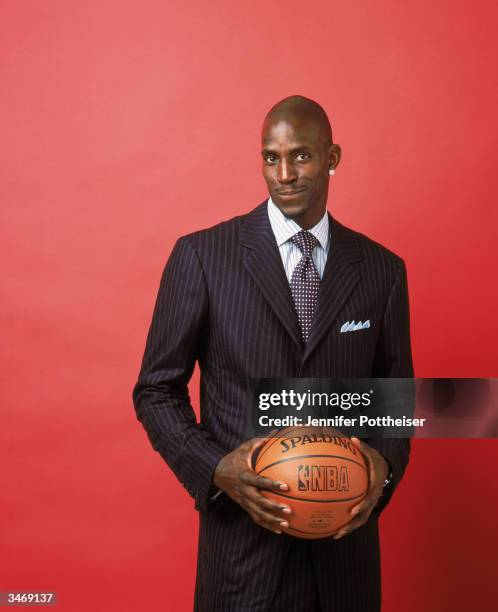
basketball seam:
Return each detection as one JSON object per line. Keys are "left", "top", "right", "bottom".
{"left": 253, "top": 426, "right": 307, "bottom": 468}
{"left": 256, "top": 454, "right": 367, "bottom": 475}
{"left": 262, "top": 490, "right": 366, "bottom": 503}
{"left": 285, "top": 525, "right": 339, "bottom": 537}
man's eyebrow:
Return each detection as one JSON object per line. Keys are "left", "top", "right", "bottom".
{"left": 261, "top": 145, "right": 313, "bottom": 156}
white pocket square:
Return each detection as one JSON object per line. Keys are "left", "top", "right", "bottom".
{"left": 340, "top": 320, "right": 370, "bottom": 333}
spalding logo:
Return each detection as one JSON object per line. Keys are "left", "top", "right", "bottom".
{"left": 297, "top": 465, "right": 350, "bottom": 492}
{"left": 279, "top": 434, "right": 359, "bottom": 457}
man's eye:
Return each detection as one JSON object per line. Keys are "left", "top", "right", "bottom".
{"left": 297, "top": 153, "right": 310, "bottom": 161}
{"left": 265, "top": 155, "right": 277, "bottom": 163}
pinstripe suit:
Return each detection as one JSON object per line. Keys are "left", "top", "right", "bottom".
{"left": 132, "top": 199, "right": 413, "bottom": 611}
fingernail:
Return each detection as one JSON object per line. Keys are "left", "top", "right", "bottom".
{"left": 279, "top": 521, "right": 289, "bottom": 528}
{"left": 281, "top": 507, "right": 292, "bottom": 514}
{"left": 351, "top": 508, "right": 360, "bottom": 515}
{"left": 274, "top": 530, "right": 282, "bottom": 534}
{"left": 279, "top": 484, "right": 288, "bottom": 490}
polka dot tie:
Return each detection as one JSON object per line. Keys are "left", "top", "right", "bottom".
{"left": 289, "top": 230, "right": 321, "bottom": 343}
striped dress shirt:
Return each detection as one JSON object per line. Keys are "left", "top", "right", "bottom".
{"left": 267, "top": 196, "right": 330, "bottom": 281}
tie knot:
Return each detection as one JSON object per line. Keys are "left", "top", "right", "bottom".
{"left": 290, "top": 230, "right": 319, "bottom": 258}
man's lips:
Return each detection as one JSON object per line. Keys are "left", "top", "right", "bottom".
{"left": 277, "top": 187, "right": 307, "bottom": 197}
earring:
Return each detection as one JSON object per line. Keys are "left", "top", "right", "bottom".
{"left": 329, "top": 168, "right": 335, "bottom": 175}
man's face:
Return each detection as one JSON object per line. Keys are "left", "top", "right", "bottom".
{"left": 261, "top": 116, "right": 336, "bottom": 228}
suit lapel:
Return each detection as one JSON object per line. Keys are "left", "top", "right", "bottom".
{"left": 240, "top": 201, "right": 303, "bottom": 350}
{"left": 302, "top": 214, "right": 362, "bottom": 363}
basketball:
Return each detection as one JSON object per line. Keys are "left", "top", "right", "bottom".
{"left": 253, "top": 426, "right": 368, "bottom": 539}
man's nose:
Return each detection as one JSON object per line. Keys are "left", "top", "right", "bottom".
{"left": 277, "top": 159, "right": 297, "bottom": 183}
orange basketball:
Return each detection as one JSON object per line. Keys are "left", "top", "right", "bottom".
{"left": 253, "top": 426, "right": 368, "bottom": 539}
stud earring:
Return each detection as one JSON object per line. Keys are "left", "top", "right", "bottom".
{"left": 329, "top": 168, "right": 335, "bottom": 175}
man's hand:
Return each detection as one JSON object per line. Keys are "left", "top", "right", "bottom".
{"left": 333, "top": 437, "right": 389, "bottom": 540}
{"left": 213, "top": 437, "right": 292, "bottom": 534}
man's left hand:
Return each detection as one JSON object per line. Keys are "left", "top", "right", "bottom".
{"left": 332, "top": 437, "right": 389, "bottom": 540}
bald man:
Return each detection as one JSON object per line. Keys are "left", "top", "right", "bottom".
{"left": 133, "top": 95, "right": 413, "bottom": 611}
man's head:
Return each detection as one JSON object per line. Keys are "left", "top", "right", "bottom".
{"left": 261, "top": 95, "right": 341, "bottom": 229}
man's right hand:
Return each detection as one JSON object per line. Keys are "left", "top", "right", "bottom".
{"left": 213, "top": 437, "right": 292, "bottom": 534}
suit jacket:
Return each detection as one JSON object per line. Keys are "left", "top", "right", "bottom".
{"left": 132, "top": 200, "right": 414, "bottom": 611}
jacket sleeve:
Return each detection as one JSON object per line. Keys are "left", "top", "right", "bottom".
{"left": 132, "top": 235, "right": 226, "bottom": 512}
{"left": 369, "top": 258, "right": 414, "bottom": 517}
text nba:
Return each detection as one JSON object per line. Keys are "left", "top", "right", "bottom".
{"left": 297, "top": 465, "right": 350, "bottom": 492}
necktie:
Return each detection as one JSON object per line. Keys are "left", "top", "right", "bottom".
{"left": 289, "top": 230, "right": 321, "bottom": 343}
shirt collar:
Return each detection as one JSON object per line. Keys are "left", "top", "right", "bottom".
{"left": 267, "top": 196, "right": 330, "bottom": 250}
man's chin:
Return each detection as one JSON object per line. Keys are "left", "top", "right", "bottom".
{"left": 273, "top": 198, "right": 308, "bottom": 220}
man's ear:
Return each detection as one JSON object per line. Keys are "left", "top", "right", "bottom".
{"left": 329, "top": 143, "right": 342, "bottom": 170}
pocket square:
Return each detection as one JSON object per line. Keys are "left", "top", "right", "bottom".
{"left": 340, "top": 320, "right": 370, "bottom": 333}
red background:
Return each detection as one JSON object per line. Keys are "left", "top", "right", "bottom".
{"left": 1, "top": 1, "right": 497, "bottom": 610}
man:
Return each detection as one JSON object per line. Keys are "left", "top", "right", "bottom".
{"left": 132, "top": 95, "right": 413, "bottom": 611}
